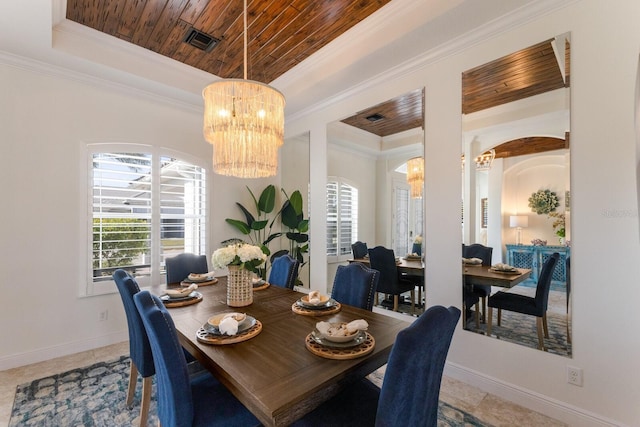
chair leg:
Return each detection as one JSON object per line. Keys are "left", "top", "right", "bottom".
{"left": 474, "top": 303, "right": 479, "bottom": 329}
{"left": 393, "top": 295, "right": 399, "bottom": 312}
{"left": 410, "top": 290, "right": 415, "bottom": 315}
{"left": 481, "top": 296, "right": 487, "bottom": 323}
{"left": 497, "top": 308, "right": 502, "bottom": 326}
{"left": 126, "top": 360, "right": 138, "bottom": 409}
{"left": 374, "top": 292, "right": 379, "bottom": 307}
{"left": 542, "top": 313, "right": 549, "bottom": 338}
{"left": 139, "top": 376, "right": 152, "bottom": 427}
{"left": 536, "top": 317, "right": 546, "bottom": 351}
{"left": 486, "top": 307, "right": 492, "bottom": 336}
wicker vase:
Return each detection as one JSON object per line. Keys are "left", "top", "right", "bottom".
{"left": 227, "top": 265, "right": 253, "bottom": 307}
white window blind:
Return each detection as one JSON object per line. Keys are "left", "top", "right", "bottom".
{"left": 90, "top": 147, "right": 206, "bottom": 293}
{"left": 326, "top": 178, "right": 358, "bottom": 261}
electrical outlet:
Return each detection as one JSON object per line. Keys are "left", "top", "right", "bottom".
{"left": 99, "top": 310, "right": 109, "bottom": 322}
{"left": 567, "top": 366, "right": 583, "bottom": 386}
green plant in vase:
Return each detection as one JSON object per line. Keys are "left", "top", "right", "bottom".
{"left": 225, "top": 185, "right": 282, "bottom": 278}
{"left": 276, "top": 189, "right": 309, "bottom": 285}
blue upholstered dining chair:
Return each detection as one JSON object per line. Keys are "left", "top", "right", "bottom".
{"left": 368, "top": 246, "right": 415, "bottom": 313}
{"left": 331, "top": 262, "right": 379, "bottom": 310}
{"left": 166, "top": 253, "right": 208, "bottom": 284}
{"left": 351, "top": 241, "right": 368, "bottom": 259}
{"left": 462, "top": 243, "right": 493, "bottom": 322}
{"left": 133, "top": 290, "right": 260, "bottom": 427}
{"left": 113, "top": 269, "right": 155, "bottom": 427}
{"left": 292, "top": 305, "right": 461, "bottom": 427}
{"left": 487, "top": 252, "right": 559, "bottom": 351}
{"left": 268, "top": 254, "right": 300, "bottom": 289}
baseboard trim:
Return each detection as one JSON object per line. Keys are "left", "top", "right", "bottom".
{"left": 0, "top": 331, "right": 128, "bottom": 371}
{"left": 444, "top": 362, "right": 625, "bottom": 427}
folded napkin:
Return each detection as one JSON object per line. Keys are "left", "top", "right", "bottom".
{"left": 492, "top": 263, "right": 515, "bottom": 271}
{"left": 187, "top": 271, "right": 215, "bottom": 281}
{"left": 316, "top": 319, "right": 368, "bottom": 337}
{"left": 307, "top": 290, "right": 325, "bottom": 305}
{"left": 462, "top": 257, "right": 482, "bottom": 265}
{"left": 218, "top": 313, "right": 246, "bottom": 336}
{"left": 165, "top": 283, "right": 198, "bottom": 297}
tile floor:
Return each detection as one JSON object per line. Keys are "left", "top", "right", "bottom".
{"left": 0, "top": 341, "right": 565, "bottom": 427}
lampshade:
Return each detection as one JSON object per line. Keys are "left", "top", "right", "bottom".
{"left": 203, "top": 80, "right": 285, "bottom": 178}
{"left": 406, "top": 156, "right": 424, "bottom": 198}
{"left": 475, "top": 149, "right": 495, "bottom": 171}
{"left": 202, "top": 0, "right": 285, "bottom": 178}
{"left": 509, "top": 215, "right": 529, "bottom": 228}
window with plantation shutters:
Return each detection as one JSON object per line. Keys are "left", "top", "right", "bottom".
{"left": 326, "top": 178, "right": 358, "bottom": 262}
{"left": 88, "top": 145, "right": 207, "bottom": 295}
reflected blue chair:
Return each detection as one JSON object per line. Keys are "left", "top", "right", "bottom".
{"left": 351, "top": 241, "right": 368, "bottom": 259}
{"left": 133, "top": 290, "right": 260, "bottom": 427}
{"left": 269, "top": 254, "right": 299, "bottom": 289}
{"left": 331, "top": 263, "right": 379, "bottom": 310}
{"left": 462, "top": 243, "right": 493, "bottom": 322}
{"left": 113, "top": 269, "right": 155, "bottom": 427}
{"left": 368, "top": 246, "right": 415, "bottom": 313}
{"left": 487, "top": 252, "right": 559, "bottom": 351}
{"left": 166, "top": 253, "right": 208, "bottom": 284}
{"left": 293, "top": 305, "right": 461, "bottom": 427}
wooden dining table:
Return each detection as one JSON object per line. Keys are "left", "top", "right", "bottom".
{"left": 349, "top": 256, "right": 424, "bottom": 276}
{"left": 463, "top": 264, "right": 532, "bottom": 288}
{"left": 164, "top": 278, "right": 410, "bottom": 427}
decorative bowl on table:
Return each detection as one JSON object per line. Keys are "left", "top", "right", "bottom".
{"left": 300, "top": 291, "right": 330, "bottom": 307}
{"left": 316, "top": 322, "right": 360, "bottom": 343}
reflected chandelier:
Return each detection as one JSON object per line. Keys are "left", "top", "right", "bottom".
{"left": 406, "top": 156, "right": 424, "bottom": 199}
{"left": 202, "top": 0, "right": 285, "bottom": 178}
{"left": 474, "top": 149, "right": 495, "bottom": 171}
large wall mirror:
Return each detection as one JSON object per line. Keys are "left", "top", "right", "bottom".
{"left": 461, "top": 34, "right": 572, "bottom": 357}
{"left": 282, "top": 132, "right": 310, "bottom": 287}
{"left": 325, "top": 88, "right": 425, "bottom": 316}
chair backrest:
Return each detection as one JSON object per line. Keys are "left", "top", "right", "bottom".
{"left": 351, "top": 241, "right": 368, "bottom": 259}
{"left": 134, "top": 290, "right": 194, "bottom": 427}
{"left": 462, "top": 243, "right": 493, "bottom": 266}
{"left": 376, "top": 305, "right": 461, "bottom": 426}
{"left": 535, "top": 252, "right": 559, "bottom": 313}
{"left": 112, "top": 269, "right": 155, "bottom": 378}
{"left": 269, "top": 254, "right": 300, "bottom": 289}
{"left": 166, "top": 253, "right": 208, "bottom": 284}
{"left": 331, "top": 263, "right": 379, "bottom": 310}
{"left": 367, "top": 246, "right": 401, "bottom": 294}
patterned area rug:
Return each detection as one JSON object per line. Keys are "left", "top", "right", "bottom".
{"left": 10, "top": 357, "right": 490, "bottom": 426}
{"left": 464, "top": 289, "right": 572, "bottom": 357}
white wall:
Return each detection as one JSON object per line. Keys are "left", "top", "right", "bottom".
{"left": 286, "top": 1, "right": 640, "bottom": 425}
{"left": 0, "top": 63, "right": 265, "bottom": 367}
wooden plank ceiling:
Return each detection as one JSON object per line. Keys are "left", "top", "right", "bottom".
{"left": 66, "top": 0, "right": 391, "bottom": 84}
{"left": 340, "top": 88, "right": 424, "bottom": 137}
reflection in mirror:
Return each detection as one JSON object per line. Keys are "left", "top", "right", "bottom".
{"left": 461, "top": 34, "right": 572, "bottom": 357}
{"left": 282, "top": 132, "right": 310, "bottom": 288}
{"left": 326, "top": 88, "right": 425, "bottom": 317}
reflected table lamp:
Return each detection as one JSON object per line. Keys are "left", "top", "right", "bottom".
{"left": 510, "top": 215, "right": 529, "bottom": 245}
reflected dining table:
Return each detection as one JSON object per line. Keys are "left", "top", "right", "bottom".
{"left": 463, "top": 265, "right": 532, "bottom": 288}
{"left": 349, "top": 256, "right": 424, "bottom": 276}
{"left": 165, "top": 278, "right": 410, "bottom": 427}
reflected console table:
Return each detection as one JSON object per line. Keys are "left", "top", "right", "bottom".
{"left": 505, "top": 244, "right": 570, "bottom": 283}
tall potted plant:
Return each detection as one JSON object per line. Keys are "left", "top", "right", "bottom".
{"left": 277, "top": 189, "right": 309, "bottom": 282}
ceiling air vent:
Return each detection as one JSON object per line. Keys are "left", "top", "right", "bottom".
{"left": 183, "top": 28, "right": 219, "bottom": 52}
{"left": 365, "top": 113, "right": 385, "bottom": 122}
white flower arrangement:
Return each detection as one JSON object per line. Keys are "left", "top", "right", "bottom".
{"left": 528, "top": 189, "right": 560, "bottom": 215}
{"left": 212, "top": 243, "right": 267, "bottom": 273}
{"left": 413, "top": 235, "right": 423, "bottom": 244}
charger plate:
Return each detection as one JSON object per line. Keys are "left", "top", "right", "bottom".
{"left": 162, "top": 291, "right": 203, "bottom": 308}
{"left": 196, "top": 320, "right": 262, "bottom": 345}
{"left": 305, "top": 331, "right": 375, "bottom": 359}
{"left": 292, "top": 301, "right": 341, "bottom": 317}
{"left": 180, "top": 278, "right": 218, "bottom": 287}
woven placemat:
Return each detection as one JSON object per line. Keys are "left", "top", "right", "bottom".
{"left": 195, "top": 320, "right": 262, "bottom": 345}
{"left": 162, "top": 292, "right": 203, "bottom": 308}
{"left": 253, "top": 282, "right": 270, "bottom": 291}
{"left": 304, "top": 332, "right": 375, "bottom": 360}
{"left": 291, "top": 302, "right": 341, "bottom": 317}
{"left": 180, "top": 278, "right": 218, "bottom": 287}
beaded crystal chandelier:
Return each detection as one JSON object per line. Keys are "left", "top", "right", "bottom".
{"left": 202, "top": 0, "right": 285, "bottom": 178}
{"left": 406, "top": 156, "right": 424, "bottom": 199}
